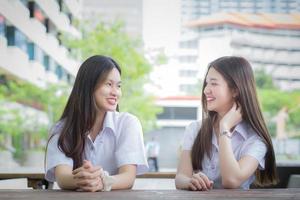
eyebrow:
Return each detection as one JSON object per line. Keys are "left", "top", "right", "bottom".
{"left": 206, "top": 77, "right": 218, "bottom": 81}
{"left": 107, "top": 79, "right": 122, "bottom": 84}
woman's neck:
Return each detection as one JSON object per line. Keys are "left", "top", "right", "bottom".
{"left": 89, "top": 111, "right": 106, "bottom": 141}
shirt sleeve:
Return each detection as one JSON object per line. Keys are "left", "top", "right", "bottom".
{"left": 182, "top": 121, "right": 200, "bottom": 150}
{"left": 45, "top": 125, "right": 73, "bottom": 182}
{"left": 240, "top": 136, "right": 267, "bottom": 170}
{"left": 115, "top": 114, "right": 149, "bottom": 175}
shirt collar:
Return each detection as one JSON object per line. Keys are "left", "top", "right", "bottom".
{"left": 233, "top": 121, "right": 248, "bottom": 140}
{"left": 87, "top": 111, "right": 116, "bottom": 139}
{"left": 212, "top": 131, "right": 218, "bottom": 149}
{"left": 102, "top": 111, "right": 116, "bottom": 134}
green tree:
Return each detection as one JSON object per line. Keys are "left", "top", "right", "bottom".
{"left": 0, "top": 80, "right": 69, "bottom": 157}
{"left": 258, "top": 89, "right": 300, "bottom": 131}
{"left": 63, "top": 20, "right": 161, "bottom": 131}
{"left": 0, "top": 80, "right": 69, "bottom": 124}
{"left": 254, "top": 68, "right": 275, "bottom": 89}
{"left": 254, "top": 69, "right": 300, "bottom": 136}
{"left": 0, "top": 103, "right": 23, "bottom": 151}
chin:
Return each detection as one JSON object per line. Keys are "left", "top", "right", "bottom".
{"left": 207, "top": 106, "right": 216, "bottom": 112}
{"left": 106, "top": 108, "right": 116, "bottom": 112}
{"left": 107, "top": 106, "right": 117, "bottom": 111}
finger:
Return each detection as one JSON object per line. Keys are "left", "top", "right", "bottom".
{"left": 74, "top": 166, "right": 101, "bottom": 177}
{"left": 74, "top": 171, "right": 93, "bottom": 179}
{"left": 89, "top": 166, "right": 102, "bottom": 173}
{"left": 209, "top": 181, "right": 214, "bottom": 189}
{"left": 88, "top": 169, "right": 102, "bottom": 179}
{"left": 80, "top": 180, "right": 101, "bottom": 192}
{"left": 76, "top": 179, "right": 90, "bottom": 187}
{"left": 73, "top": 161, "right": 95, "bottom": 175}
{"left": 197, "top": 173, "right": 211, "bottom": 189}
{"left": 90, "top": 177, "right": 103, "bottom": 191}
{"left": 76, "top": 178, "right": 94, "bottom": 188}
{"left": 72, "top": 166, "right": 85, "bottom": 175}
{"left": 83, "top": 160, "right": 93, "bottom": 169}
{"left": 195, "top": 176, "right": 208, "bottom": 191}
{"left": 188, "top": 183, "right": 197, "bottom": 191}
{"left": 191, "top": 178, "right": 202, "bottom": 191}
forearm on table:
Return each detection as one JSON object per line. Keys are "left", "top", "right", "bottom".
{"left": 111, "top": 167, "right": 136, "bottom": 190}
{"left": 55, "top": 166, "right": 78, "bottom": 190}
{"left": 175, "top": 173, "right": 191, "bottom": 190}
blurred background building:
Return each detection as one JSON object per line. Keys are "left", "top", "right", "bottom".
{"left": 0, "top": 0, "right": 81, "bottom": 168}
{"left": 147, "top": 0, "right": 300, "bottom": 96}
{"left": 186, "top": 12, "right": 300, "bottom": 91}
{"left": 144, "top": 0, "right": 300, "bottom": 169}
{"left": 82, "top": 0, "right": 143, "bottom": 38}
{"left": 0, "top": 0, "right": 81, "bottom": 88}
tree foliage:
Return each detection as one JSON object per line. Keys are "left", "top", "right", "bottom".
{"left": 254, "top": 69, "right": 300, "bottom": 136}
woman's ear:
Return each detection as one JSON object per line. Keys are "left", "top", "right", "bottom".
{"left": 232, "top": 89, "right": 240, "bottom": 109}
{"left": 232, "top": 88, "right": 238, "bottom": 98}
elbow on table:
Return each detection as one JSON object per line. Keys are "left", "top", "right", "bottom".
{"left": 126, "top": 181, "right": 134, "bottom": 190}
{"left": 123, "top": 176, "right": 135, "bottom": 190}
{"left": 175, "top": 180, "right": 181, "bottom": 190}
{"left": 57, "top": 182, "right": 76, "bottom": 190}
{"left": 222, "top": 178, "right": 242, "bottom": 189}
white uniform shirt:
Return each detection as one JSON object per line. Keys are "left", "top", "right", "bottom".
{"left": 182, "top": 120, "right": 267, "bottom": 189}
{"left": 45, "top": 111, "right": 148, "bottom": 182}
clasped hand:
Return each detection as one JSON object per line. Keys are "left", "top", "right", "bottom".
{"left": 189, "top": 171, "right": 214, "bottom": 191}
{"left": 72, "top": 160, "right": 103, "bottom": 192}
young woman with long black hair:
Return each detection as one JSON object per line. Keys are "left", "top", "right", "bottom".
{"left": 175, "top": 56, "right": 278, "bottom": 190}
{"left": 45, "top": 55, "right": 148, "bottom": 192}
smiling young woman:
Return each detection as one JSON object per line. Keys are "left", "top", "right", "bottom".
{"left": 45, "top": 55, "right": 148, "bottom": 192}
{"left": 175, "top": 56, "right": 278, "bottom": 191}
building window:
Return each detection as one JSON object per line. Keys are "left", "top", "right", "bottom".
{"left": 27, "top": 42, "right": 43, "bottom": 63}
{"left": 66, "top": 73, "right": 71, "bottom": 83}
{"left": 27, "top": 42, "right": 34, "bottom": 60}
{"left": 55, "top": 64, "right": 63, "bottom": 80}
{"left": 48, "top": 58, "right": 56, "bottom": 72}
{"left": 43, "top": 55, "right": 49, "bottom": 71}
{"left": 157, "top": 107, "right": 197, "bottom": 120}
{"left": 6, "top": 26, "right": 27, "bottom": 52}
{"left": 179, "top": 70, "right": 198, "bottom": 77}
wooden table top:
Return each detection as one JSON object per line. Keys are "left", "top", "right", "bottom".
{"left": 0, "top": 172, "right": 176, "bottom": 180}
{"left": 0, "top": 189, "right": 299, "bottom": 200}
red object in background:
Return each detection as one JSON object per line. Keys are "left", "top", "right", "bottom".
{"left": 0, "top": 15, "right": 4, "bottom": 23}
{"left": 34, "top": 10, "right": 45, "bottom": 23}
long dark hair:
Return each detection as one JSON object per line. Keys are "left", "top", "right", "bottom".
{"left": 191, "top": 56, "right": 278, "bottom": 186}
{"left": 47, "top": 55, "right": 121, "bottom": 170}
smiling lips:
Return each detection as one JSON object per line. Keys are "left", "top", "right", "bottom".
{"left": 206, "top": 96, "right": 216, "bottom": 102}
{"left": 107, "top": 98, "right": 117, "bottom": 105}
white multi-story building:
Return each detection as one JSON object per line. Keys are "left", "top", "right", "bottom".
{"left": 186, "top": 12, "right": 300, "bottom": 90}
{"left": 0, "top": 0, "right": 81, "bottom": 88}
{"left": 181, "top": 0, "right": 300, "bottom": 23}
{"left": 175, "top": 0, "right": 300, "bottom": 94}
{"left": 0, "top": 0, "right": 82, "bottom": 167}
